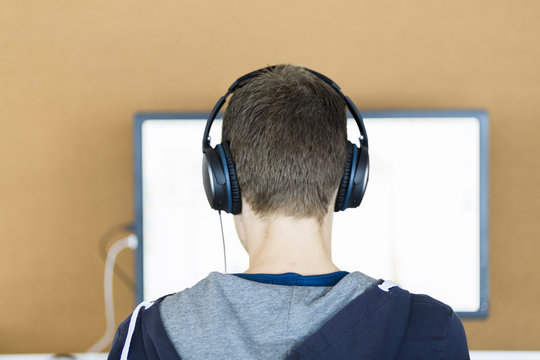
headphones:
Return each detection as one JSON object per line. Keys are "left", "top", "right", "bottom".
{"left": 202, "top": 65, "right": 369, "bottom": 215}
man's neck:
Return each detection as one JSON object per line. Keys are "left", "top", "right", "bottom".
{"left": 235, "top": 204, "right": 340, "bottom": 275}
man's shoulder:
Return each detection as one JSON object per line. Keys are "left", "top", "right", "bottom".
{"left": 159, "top": 272, "right": 234, "bottom": 316}
{"left": 286, "top": 282, "right": 469, "bottom": 359}
{"left": 407, "top": 291, "right": 455, "bottom": 327}
{"left": 398, "top": 291, "right": 470, "bottom": 359}
{"left": 108, "top": 296, "right": 181, "bottom": 360}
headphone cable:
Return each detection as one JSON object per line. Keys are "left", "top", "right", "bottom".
{"left": 218, "top": 210, "right": 227, "bottom": 273}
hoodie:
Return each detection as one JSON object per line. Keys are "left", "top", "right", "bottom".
{"left": 108, "top": 271, "right": 469, "bottom": 359}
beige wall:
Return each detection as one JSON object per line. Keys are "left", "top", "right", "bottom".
{"left": 1, "top": 0, "right": 539, "bottom": 353}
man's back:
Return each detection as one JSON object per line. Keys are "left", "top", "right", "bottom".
{"left": 159, "top": 272, "right": 374, "bottom": 359}
{"left": 108, "top": 272, "right": 469, "bottom": 359}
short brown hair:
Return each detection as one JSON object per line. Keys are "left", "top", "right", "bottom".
{"left": 222, "top": 64, "right": 348, "bottom": 222}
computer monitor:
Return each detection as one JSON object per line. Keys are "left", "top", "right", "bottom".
{"left": 134, "top": 110, "right": 489, "bottom": 317}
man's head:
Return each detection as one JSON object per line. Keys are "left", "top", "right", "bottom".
{"left": 222, "top": 64, "right": 348, "bottom": 223}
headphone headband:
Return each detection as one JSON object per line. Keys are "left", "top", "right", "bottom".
{"left": 202, "top": 66, "right": 368, "bottom": 151}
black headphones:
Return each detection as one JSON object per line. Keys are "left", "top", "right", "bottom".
{"left": 202, "top": 65, "right": 369, "bottom": 215}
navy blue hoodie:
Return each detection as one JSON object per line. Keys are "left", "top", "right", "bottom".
{"left": 109, "top": 274, "right": 469, "bottom": 359}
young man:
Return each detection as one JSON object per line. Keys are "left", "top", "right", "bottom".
{"left": 109, "top": 65, "right": 469, "bottom": 359}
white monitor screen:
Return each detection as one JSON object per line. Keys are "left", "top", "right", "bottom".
{"left": 134, "top": 111, "right": 489, "bottom": 317}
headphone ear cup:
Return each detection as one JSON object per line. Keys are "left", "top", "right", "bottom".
{"left": 350, "top": 145, "right": 369, "bottom": 208}
{"left": 219, "top": 142, "right": 242, "bottom": 214}
{"left": 335, "top": 141, "right": 355, "bottom": 212}
{"left": 202, "top": 147, "right": 229, "bottom": 212}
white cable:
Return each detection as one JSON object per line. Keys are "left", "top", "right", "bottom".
{"left": 218, "top": 211, "right": 227, "bottom": 273}
{"left": 87, "top": 234, "right": 138, "bottom": 353}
